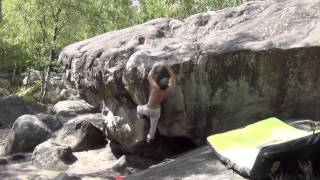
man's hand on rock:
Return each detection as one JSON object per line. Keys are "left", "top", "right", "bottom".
{"left": 153, "top": 61, "right": 166, "bottom": 67}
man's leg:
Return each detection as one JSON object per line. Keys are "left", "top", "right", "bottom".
{"left": 135, "top": 105, "right": 149, "bottom": 143}
{"left": 147, "top": 116, "right": 159, "bottom": 143}
{"left": 137, "top": 105, "right": 145, "bottom": 119}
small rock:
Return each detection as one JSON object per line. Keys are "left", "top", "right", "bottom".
{"left": 0, "top": 158, "right": 8, "bottom": 165}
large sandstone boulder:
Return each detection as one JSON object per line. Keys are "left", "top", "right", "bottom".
{"left": 58, "top": 0, "right": 320, "bottom": 157}
{"left": 0, "top": 96, "right": 33, "bottom": 127}
{"left": 4, "top": 115, "right": 52, "bottom": 155}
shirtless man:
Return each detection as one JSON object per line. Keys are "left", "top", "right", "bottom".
{"left": 137, "top": 62, "right": 176, "bottom": 143}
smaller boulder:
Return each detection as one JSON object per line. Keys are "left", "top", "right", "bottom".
{"left": 54, "top": 120, "right": 107, "bottom": 152}
{"left": 54, "top": 100, "right": 99, "bottom": 123}
{"left": 55, "top": 111, "right": 79, "bottom": 124}
{"left": 53, "top": 99, "right": 98, "bottom": 115}
{"left": 36, "top": 113, "right": 62, "bottom": 132}
{"left": 67, "top": 113, "right": 105, "bottom": 131}
{"left": 32, "top": 139, "right": 77, "bottom": 171}
{"left": 4, "top": 115, "right": 52, "bottom": 155}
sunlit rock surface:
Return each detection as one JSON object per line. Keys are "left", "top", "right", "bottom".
{"left": 59, "top": 0, "right": 320, "bottom": 157}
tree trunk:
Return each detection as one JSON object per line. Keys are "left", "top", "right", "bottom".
{"left": 40, "top": 7, "right": 62, "bottom": 103}
{"left": 40, "top": 25, "right": 58, "bottom": 103}
{"left": 11, "top": 61, "right": 16, "bottom": 82}
{"left": 40, "top": 69, "right": 45, "bottom": 93}
{"left": 26, "top": 68, "right": 31, "bottom": 85}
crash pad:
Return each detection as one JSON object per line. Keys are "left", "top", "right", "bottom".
{"left": 207, "top": 117, "right": 320, "bottom": 179}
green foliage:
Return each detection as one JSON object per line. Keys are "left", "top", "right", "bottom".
{"left": 0, "top": 87, "right": 9, "bottom": 97}
{"left": 1, "top": 0, "right": 244, "bottom": 101}
{"left": 2, "top": 0, "right": 82, "bottom": 70}
{"left": 15, "top": 79, "right": 62, "bottom": 103}
{"left": 138, "top": 0, "right": 244, "bottom": 21}
{"left": 70, "top": 0, "right": 139, "bottom": 38}
{"left": 1, "top": 0, "right": 245, "bottom": 71}
{"left": 16, "top": 80, "right": 41, "bottom": 97}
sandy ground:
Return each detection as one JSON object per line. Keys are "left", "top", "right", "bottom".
{"left": 0, "top": 159, "right": 60, "bottom": 180}
{"left": 0, "top": 147, "right": 120, "bottom": 180}
{"left": 68, "top": 147, "right": 119, "bottom": 179}
{"left": 0, "top": 132, "right": 244, "bottom": 180}
{"left": 0, "top": 127, "right": 245, "bottom": 180}
{"left": 0, "top": 128, "right": 119, "bottom": 180}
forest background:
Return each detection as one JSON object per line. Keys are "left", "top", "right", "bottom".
{"left": 0, "top": 0, "right": 243, "bottom": 102}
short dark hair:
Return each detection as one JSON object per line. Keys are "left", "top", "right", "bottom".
{"left": 159, "top": 77, "right": 169, "bottom": 90}
{"left": 154, "top": 65, "right": 170, "bottom": 88}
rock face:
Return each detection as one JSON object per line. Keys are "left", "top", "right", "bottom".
{"left": 4, "top": 115, "right": 52, "bottom": 155}
{"left": 58, "top": 0, "right": 320, "bottom": 157}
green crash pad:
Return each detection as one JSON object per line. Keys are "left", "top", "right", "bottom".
{"left": 207, "top": 117, "right": 320, "bottom": 178}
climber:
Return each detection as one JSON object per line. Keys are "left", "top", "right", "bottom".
{"left": 137, "top": 62, "right": 176, "bottom": 143}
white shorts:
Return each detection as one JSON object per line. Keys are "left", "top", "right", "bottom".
{"left": 137, "top": 105, "right": 161, "bottom": 121}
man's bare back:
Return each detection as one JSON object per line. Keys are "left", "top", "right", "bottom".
{"left": 147, "top": 63, "right": 175, "bottom": 109}
{"left": 147, "top": 85, "right": 171, "bottom": 109}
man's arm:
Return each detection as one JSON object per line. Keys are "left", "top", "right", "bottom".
{"left": 148, "top": 64, "right": 159, "bottom": 89}
{"left": 165, "top": 64, "right": 176, "bottom": 89}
